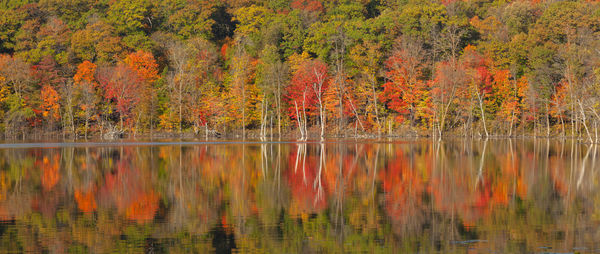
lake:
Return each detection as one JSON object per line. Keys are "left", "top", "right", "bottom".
{"left": 0, "top": 139, "right": 599, "bottom": 253}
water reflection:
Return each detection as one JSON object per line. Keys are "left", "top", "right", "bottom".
{"left": 0, "top": 139, "right": 599, "bottom": 252}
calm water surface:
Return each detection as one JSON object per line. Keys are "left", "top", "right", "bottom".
{"left": 0, "top": 139, "right": 599, "bottom": 253}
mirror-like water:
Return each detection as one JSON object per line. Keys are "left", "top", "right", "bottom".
{"left": 0, "top": 139, "right": 599, "bottom": 253}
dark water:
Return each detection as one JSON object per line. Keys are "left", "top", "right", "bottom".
{"left": 0, "top": 139, "right": 599, "bottom": 253}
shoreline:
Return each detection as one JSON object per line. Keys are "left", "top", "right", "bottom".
{"left": 0, "top": 133, "right": 598, "bottom": 147}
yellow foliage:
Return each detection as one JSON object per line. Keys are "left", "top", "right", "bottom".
{"left": 287, "top": 52, "right": 311, "bottom": 73}
{"left": 0, "top": 76, "right": 8, "bottom": 104}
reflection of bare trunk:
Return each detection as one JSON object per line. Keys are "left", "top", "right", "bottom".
{"left": 567, "top": 140, "right": 575, "bottom": 206}
{"left": 294, "top": 143, "right": 307, "bottom": 185}
{"left": 179, "top": 145, "right": 184, "bottom": 201}
{"left": 334, "top": 143, "right": 345, "bottom": 236}
{"left": 261, "top": 144, "right": 268, "bottom": 178}
{"left": 371, "top": 144, "right": 380, "bottom": 196}
{"left": 577, "top": 144, "right": 592, "bottom": 189}
{"left": 475, "top": 138, "right": 488, "bottom": 188}
{"left": 313, "top": 142, "right": 325, "bottom": 205}
{"left": 276, "top": 144, "right": 281, "bottom": 190}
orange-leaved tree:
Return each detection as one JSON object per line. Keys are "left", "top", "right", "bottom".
{"left": 124, "top": 50, "right": 159, "bottom": 132}
{"left": 380, "top": 45, "right": 432, "bottom": 129}
{"left": 73, "top": 60, "right": 100, "bottom": 138}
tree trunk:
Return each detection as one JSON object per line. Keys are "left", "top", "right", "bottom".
{"left": 371, "top": 77, "right": 380, "bottom": 136}
{"left": 84, "top": 117, "right": 89, "bottom": 139}
{"left": 578, "top": 100, "right": 593, "bottom": 143}
{"left": 476, "top": 90, "right": 489, "bottom": 137}
{"left": 277, "top": 74, "right": 282, "bottom": 140}
{"left": 546, "top": 103, "right": 550, "bottom": 137}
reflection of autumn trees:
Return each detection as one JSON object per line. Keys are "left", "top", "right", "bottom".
{"left": 161, "top": 145, "right": 222, "bottom": 236}
{"left": 74, "top": 187, "right": 96, "bottom": 213}
{"left": 286, "top": 144, "right": 328, "bottom": 216}
{"left": 101, "top": 154, "right": 159, "bottom": 223}
{"left": 39, "top": 154, "right": 60, "bottom": 191}
{"left": 380, "top": 149, "right": 426, "bottom": 236}
{"left": 0, "top": 141, "right": 598, "bottom": 252}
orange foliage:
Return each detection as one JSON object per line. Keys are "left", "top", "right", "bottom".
{"left": 380, "top": 48, "right": 427, "bottom": 124}
{"left": 75, "top": 188, "right": 97, "bottom": 213}
{"left": 101, "top": 158, "right": 160, "bottom": 224}
{"left": 40, "top": 85, "right": 61, "bottom": 120}
{"left": 73, "top": 60, "right": 97, "bottom": 86}
{"left": 379, "top": 151, "right": 425, "bottom": 224}
{"left": 125, "top": 191, "right": 159, "bottom": 223}
{"left": 39, "top": 155, "right": 60, "bottom": 191}
{"left": 550, "top": 80, "right": 569, "bottom": 120}
{"left": 124, "top": 50, "right": 159, "bottom": 84}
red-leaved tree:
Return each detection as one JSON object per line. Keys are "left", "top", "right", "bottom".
{"left": 285, "top": 59, "right": 329, "bottom": 139}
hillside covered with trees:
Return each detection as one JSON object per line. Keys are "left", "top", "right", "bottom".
{"left": 1, "top": 0, "right": 600, "bottom": 139}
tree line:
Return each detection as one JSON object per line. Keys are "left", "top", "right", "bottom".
{"left": 1, "top": 0, "right": 600, "bottom": 140}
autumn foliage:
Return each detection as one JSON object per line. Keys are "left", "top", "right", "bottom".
{"left": 0, "top": 0, "right": 598, "bottom": 138}
{"left": 285, "top": 58, "right": 329, "bottom": 119}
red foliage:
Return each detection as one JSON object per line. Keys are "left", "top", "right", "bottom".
{"left": 32, "top": 56, "right": 64, "bottom": 88}
{"left": 462, "top": 46, "right": 493, "bottom": 94}
{"left": 285, "top": 59, "right": 329, "bottom": 119}
{"left": 379, "top": 152, "right": 424, "bottom": 223}
{"left": 291, "top": 0, "right": 324, "bottom": 13}
{"left": 97, "top": 64, "right": 142, "bottom": 124}
{"left": 220, "top": 39, "right": 231, "bottom": 60}
{"left": 285, "top": 146, "right": 328, "bottom": 214}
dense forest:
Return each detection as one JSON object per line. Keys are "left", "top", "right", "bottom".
{"left": 1, "top": 0, "right": 600, "bottom": 140}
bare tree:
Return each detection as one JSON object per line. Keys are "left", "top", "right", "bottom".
{"left": 167, "top": 40, "right": 190, "bottom": 134}
{"left": 0, "top": 56, "right": 33, "bottom": 138}
{"left": 430, "top": 24, "right": 467, "bottom": 137}
{"left": 312, "top": 67, "right": 327, "bottom": 140}
{"left": 232, "top": 36, "right": 250, "bottom": 139}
